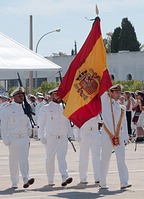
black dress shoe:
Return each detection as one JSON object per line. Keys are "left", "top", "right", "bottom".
{"left": 80, "top": 181, "right": 88, "bottom": 185}
{"left": 48, "top": 183, "right": 55, "bottom": 187}
{"left": 11, "top": 186, "right": 18, "bottom": 189}
{"left": 61, "top": 177, "right": 73, "bottom": 186}
{"left": 23, "top": 178, "right": 35, "bottom": 188}
{"left": 121, "top": 184, "right": 132, "bottom": 190}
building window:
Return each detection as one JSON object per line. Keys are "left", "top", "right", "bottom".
{"left": 127, "top": 74, "right": 132, "bottom": 80}
{"left": 26, "top": 77, "right": 47, "bottom": 89}
{"left": 55, "top": 77, "right": 60, "bottom": 82}
{"left": 110, "top": 74, "right": 115, "bottom": 81}
{"left": 7, "top": 79, "right": 18, "bottom": 90}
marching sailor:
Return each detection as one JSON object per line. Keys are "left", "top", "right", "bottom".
{"left": 38, "top": 87, "right": 73, "bottom": 187}
{"left": 1, "top": 87, "right": 35, "bottom": 189}
{"left": 100, "top": 84, "right": 131, "bottom": 190}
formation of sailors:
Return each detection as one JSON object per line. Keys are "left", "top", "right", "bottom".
{"left": 1, "top": 85, "right": 144, "bottom": 190}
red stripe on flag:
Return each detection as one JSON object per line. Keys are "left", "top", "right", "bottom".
{"left": 69, "top": 94, "right": 101, "bottom": 128}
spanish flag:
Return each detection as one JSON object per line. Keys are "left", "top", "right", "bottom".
{"left": 57, "top": 17, "right": 112, "bottom": 128}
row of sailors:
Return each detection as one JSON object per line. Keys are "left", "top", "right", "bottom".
{"left": 0, "top": 84, "right": 132, "bottom": 190}
{"left": 0, "top": 92, "right": 48, "bottom": 139}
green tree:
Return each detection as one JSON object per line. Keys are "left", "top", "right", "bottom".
{"left": 103, "top": 32, "right": 113, "bottom": 53}
{"left": 111, "top": 27, "right": 121, "bottom": 53}
{"left": 112, "top": 80, "right": 143, "bottom": 92}
{"left": 34, "top": 81, "right": 59, "bottom": 96}
{"left": 119, "top": 18, "right": 140, "bottom": 51}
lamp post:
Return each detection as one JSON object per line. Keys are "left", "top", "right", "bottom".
{"left": 35, "top": 28, "right": 61, "bottom": 88}
{"left": 35, "top": 28, "right": 61, "bottom": 53}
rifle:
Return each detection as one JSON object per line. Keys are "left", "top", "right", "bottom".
{"left": 17, "top": 72, "right": 38, "bottom": 129}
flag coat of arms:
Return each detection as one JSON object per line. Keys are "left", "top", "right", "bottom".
{"left": 57, "top": 17, "right": 112, "bottom": 128}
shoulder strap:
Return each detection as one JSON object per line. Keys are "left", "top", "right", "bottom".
{"left": 104, "top": 108, "right": 125, "bottom": 138}
{"left": 115, "top": 109, "right": 125, "bottom": 137}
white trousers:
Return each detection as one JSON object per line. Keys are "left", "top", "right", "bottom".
{"left": 45, "top": 137, "right": 68, "bottom": 184}
{"left": 79, "top": 133, "right": 101, "bottom": 182}
{"left": 100, "top": 133, "right": 129, "bottom": 188}
{"left": 8, "top": 136, "right": 30, "bottom": 185}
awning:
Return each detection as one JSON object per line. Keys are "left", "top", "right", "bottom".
{"left": 0, "top": 32, "right": 61, "bottom": 71}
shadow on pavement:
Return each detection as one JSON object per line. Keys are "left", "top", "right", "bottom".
{"left": 50, "top": 189, "right": 126, "bottom": 199}
{"left": 27, "top": 183, "right": 127, "bottom": 199}
{"left": 29, "top": 183, "right": 99, "bottom": 192}
{"left": 0, "top": 187, "right": 25, "bottom": 195}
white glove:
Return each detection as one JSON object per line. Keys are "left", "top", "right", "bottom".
{"left": 40, "top": 137, "right": 47, "bottom": 144}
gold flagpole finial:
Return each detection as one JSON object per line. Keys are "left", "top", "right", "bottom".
{"left": 96, "top": 4, "right": 99, "bottom": 16}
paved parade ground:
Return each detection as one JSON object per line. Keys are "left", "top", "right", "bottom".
{"left": 0, "top": 138, "right": 144, "bottom": 199}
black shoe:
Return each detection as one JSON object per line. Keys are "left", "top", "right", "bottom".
{"left": 121, "top": 184, "right": 132, "bottom": 190}
{"left": 61, "top": 177, "right": 73, "bottom": 186}
{"left": 48, "top": 183, "right": 55, "bottom": 187}
{"left": 80, "top": 181, "right": 88, "bottom": 184}
{"left": 23, "top": 178, "right": 35, "bottom": 188}
{"left": 99, "top": 185, "right": 109, "bottom": 189}
{"left": 11, "top": 186, "right": 18, "bottom": 189}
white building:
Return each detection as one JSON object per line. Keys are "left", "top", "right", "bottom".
{"left": 1, "top": 51, "right": 144, "bottom": 91}
{"left": 48, "top": 51, "right": 144, "bottom": 81}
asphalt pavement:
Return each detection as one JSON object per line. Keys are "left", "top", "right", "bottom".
{"left": 0, "top": 138, "right": 144, "bottom": 199}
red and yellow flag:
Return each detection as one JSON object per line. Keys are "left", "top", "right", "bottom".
{"left": 57, "top": 17, "right": 112, "bottom": 128}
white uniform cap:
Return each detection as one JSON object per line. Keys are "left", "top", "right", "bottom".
{"left": 2, "top": 95, "right": 9, "bottom": 99}
{"left": 110, "top": 84, "right": 123, "bottom": 91}
{"left": 29, "top": 94, "right": 36, "bottom": 99}
{"left": 48, "top": 87, "right": 59, "bottom": 95}
{"left": 37, "top": 94, "right": 44, "bottom": 99}
{"left": 10, "top": 86, "right": 24, "bottom": 97}
{"left": 36, "top": 92, "right": 43, "bottom": 97}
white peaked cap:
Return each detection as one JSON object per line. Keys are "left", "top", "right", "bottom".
{"left": 48, "top": 87, "right": 59, "bottom": 95}
{"left": 10, "top": 86, "right": 24, "bottom": 97}
{"left": 110, "top": 84, "right": 123, "bottom": 91}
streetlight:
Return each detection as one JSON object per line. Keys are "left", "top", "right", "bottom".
{"left": 35, "top": 28, "right": 61, "bottom": 53}
{"left": 35, "top": 28, "right": 61, "bottom": 88}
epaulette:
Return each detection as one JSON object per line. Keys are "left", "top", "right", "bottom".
{"left": 5, "top": 103, "right": 12, "bottom": 107}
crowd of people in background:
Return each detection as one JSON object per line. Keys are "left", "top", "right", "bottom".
{"left": 120, "top": 90, "right": 144, "bottom": 141}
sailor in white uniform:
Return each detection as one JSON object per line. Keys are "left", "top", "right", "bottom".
{"left": 1, "top": 87, "right": 35, "bottom": 189}
{"left": 38, "top": 87, "right": 73, "bottom": 187}
{"left": 100, "top": 84, "right": 131, "bottom": 190}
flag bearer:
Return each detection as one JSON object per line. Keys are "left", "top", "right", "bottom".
{"left": 100, "top": 84, "right": 131, "bottom": 190}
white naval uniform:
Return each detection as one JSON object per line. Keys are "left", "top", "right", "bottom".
{"left": 38, "top": 101, "right": 71, "bottom": 184}
{"left": 100, "top": 92, "right": 129, "bottom": 188}
{"left": 78, "top": 116, "right": 101, "bottom": 183}
{"left": 1, "top": 102, "right": 31, "bottom": 187}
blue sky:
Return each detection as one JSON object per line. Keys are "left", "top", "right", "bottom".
{"left": 0, "top": 0, "right": 144, "bottom": 56}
